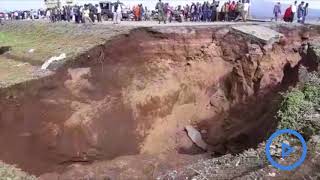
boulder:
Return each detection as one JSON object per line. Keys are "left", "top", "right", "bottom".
{"left": 176, "top": 129, "right": 204, "bottom": 154}
{"left": 41, "top": 53, "right": 66, "bottom": 70}
{"left": 308, "top": 40, "right": 320, "bottom": 64}
{"left": 301, "top": 32, "right": 310, "bottom": 40}
{"left": 232, "top": 25, "right": 283, "bottom": 45}
{"left": 185, "top": 125, "right": 208, "bottom": 151}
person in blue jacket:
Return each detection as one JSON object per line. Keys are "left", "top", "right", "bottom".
{"left": 297, "top": 1, "right": 305, "bottom": 23}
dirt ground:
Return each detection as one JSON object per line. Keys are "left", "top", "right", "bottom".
{"left": 0, "top": 20, "right": 307, "bottom": 85}
{"left": 0, "top": 21, "right": 320, "bottom": 179}
{"left": 0, "top": 20, "right": 296, "bottom": 88}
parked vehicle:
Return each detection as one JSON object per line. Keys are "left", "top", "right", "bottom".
{"left": 99, "top": 1, "right": 127, "bottom": 21}
{"left": 99, "top": 1, "right": 113, "bottom": 20}
{"left": 121, "top": 7, "right": 131, "bottom": 20}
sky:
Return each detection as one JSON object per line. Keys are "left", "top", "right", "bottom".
{"left": 0, "top": 0, "right": 319, "bottom": 18}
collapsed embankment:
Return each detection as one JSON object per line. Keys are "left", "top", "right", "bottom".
{"left": 0, "top": 24, "right": 319, "bottom": 179}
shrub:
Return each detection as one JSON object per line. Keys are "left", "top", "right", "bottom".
{"left": 277, "top": 72, "right": 320, "bottom": 139}
{"left": 277, "top": 89, "right": 312, "bottom": 131}
{"left": 302, "top": 83, "right": 320, "bottom": 103}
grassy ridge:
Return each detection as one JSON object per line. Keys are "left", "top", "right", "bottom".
{"left": 0, "top": 24, "right": 77, "bottom": 65}
{"left": 277, "top": 70, "right": 320, "bottom": 139}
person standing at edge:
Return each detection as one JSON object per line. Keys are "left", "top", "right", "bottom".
{"left": 273, "top": 2, "right": 281, "bottom": 22}
{"left": 83, "top": 6, "right": 93, "bottom": 24}
{"left": 113, "top": 0, "right": 122, "bottom": 24}
{"left": 223, "top": 2, "right": 230, "bottom": 21}
{"left": 245, "top": 0, "right": 251, "bottom": 19}
{"left": 243, "top": 0, "right": 249, "bottom": 22}
{"left": 302, "top": 3, "right": 309, "bottom": 24}
{"left": 96, "top": 4, "right": 102, "bottom": 22}
{"left": 297, "top": 1, "right": 305, "bottom": 23}
{"left": 229, "top": 1, "right": 236, "bottom": 21}
{"left": 156, "top": 0, "right": 166, "bottom": 24}
{"left": 291, "top": 1, "right": 297, "bottom": 22}
{"left": 235, "top": 0, "right": 243, "bottom": 21}
{"left": 190, "top": 3, "right": 197, "bottom": 21}
{"left": 284, "top": 5, "right": 293, "bottom": 22}
{"left": 212, "top": 0, "right": 218, "bottom": 22}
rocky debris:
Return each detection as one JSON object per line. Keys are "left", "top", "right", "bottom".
{"left": 307, "top": 39, "right": 320, "bottom": 69}
{"left": 279, "top": 36, "right": 288, "bottom": 46}
{"left": 232, "top": 25, "right": 283, "bottom": 45}
{"left": 40, "top": 154, "right": 205, "bottom": 180}
{"left": 176, "top": 130, "right": 204, "bottom": 154}
{"left": 185, "top": 126, "right": 208, "bottom": 151}
{"left": 248, "top": 43, "right": 263, "bottom": 56}
{"left": 219, "top": 32, "right": 248, "bottom": 62}
{"left": 262, "top": 43, "right": 273, "bottom": 53}
{"left": 0, "top": 161, "right": 36, "bottom": 180}
{"left": 229, "top": 53, "right": 261, "bottom": 102}
{"left": 291, "top": 42, "right": 302, "bottom": 53}
{"left": 270, "top": 139, "right": 292, "bottom": 157}
{"left": 310, "top": 135, "right": 320, "bottom": 144}
{"left": 209, "top": 88, "right": 228, "bottom": 112}
{"left": 298, "top": 65, "right": 309, "bottom": 84}
{"left": 212, "top": 28, "right": 230, "bottom": 40}
{"left": 41, "top": 53, "right": 66, "bottom": 70}
{"left": 159, "top": 144, "right": 268, "bottom": 180}
{"left": 161, "top": 133, "right": 320, "bottom": 180}
{"left": 301, "top": 32, "right": 310, "bottom": 40}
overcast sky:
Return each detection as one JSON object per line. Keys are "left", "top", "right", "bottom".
{"left": 0, "top": 0, "right": 319, "bottom": 18}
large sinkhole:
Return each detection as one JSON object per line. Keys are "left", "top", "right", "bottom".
{"left": 0, "top": 25, "right": 319, "bottom": 176}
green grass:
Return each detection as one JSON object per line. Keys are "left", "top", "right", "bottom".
{"left": 0, "top": 29, "right": 70, "bottom": 64}
{"left": 0, "top": 23, "right": 99, "bottom": 65}
{"left": 0, "top": 57, "right": 37, "bottom": 88}
{"left": 277, "top": 78, "right": 320, "bottom": 139}
{"left": 0, "top": 21, "right": 125, "bottom": 86}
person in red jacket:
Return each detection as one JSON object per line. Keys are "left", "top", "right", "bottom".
{"left": 283, "top": 5, "right": 292, "bottom": 22}
{"left": 229, "top": 1, "right": 236, "bottom": 20}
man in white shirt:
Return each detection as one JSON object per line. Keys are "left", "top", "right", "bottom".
{"left": 14, "top": 11, "right": 18, "bottom": 20}
{"left": 243, "top": 0, "right": 250, "bottom": 22}
{"left": 112, "top": 0, "right": 122, "bottom": 24}
{"left": 217, "top": 0, "right": 225, "bottom": 21}
{"left": 96, "top": 4, "right": 102, "bottom": 22}
{"left": 32, "top": 10, "right": 38, "bottom": 20}
{"left": 83, "top": 7, "right": 93, "bottom": 24}
{"left": 291, "top": 1, "right": 297, "bottom": 22}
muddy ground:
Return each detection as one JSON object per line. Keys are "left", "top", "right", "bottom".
{"left": 0, "top": 21, "right": 320, "bottom": 179}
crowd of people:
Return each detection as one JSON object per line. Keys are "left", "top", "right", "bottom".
{"left": 155, "top": 0, "right": 251, "bottom": 24}
{"left": 274, "top": 1, "right": 309, "bottom": 24}
{"left": 47, "top": 4, "right": 103, "bottom": 23}
{"left": 0, "top": 0, "right": 253, "bottom": 24}
{"left": 0, "top": 0, "right": 314, "bottom": 25}
{"left": 0, "top": 9, "right": 45, "bottom": 20}
{"left": 132, "top": 4, "right": 149, "bottom": 21}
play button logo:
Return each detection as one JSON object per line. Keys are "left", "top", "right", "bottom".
{"left": 281, "top": 143, "right": 295, "bottom": 158}
{"left": 265, "top": 129, "right": 307, "bottom": 171}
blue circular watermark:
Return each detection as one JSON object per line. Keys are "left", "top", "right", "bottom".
{"left": 265, "top": 129, "right": 307, "bottom": 171}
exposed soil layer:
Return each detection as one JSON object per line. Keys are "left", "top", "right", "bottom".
{"left": 0, "top": 25, "right": 319, "bottom": 178}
